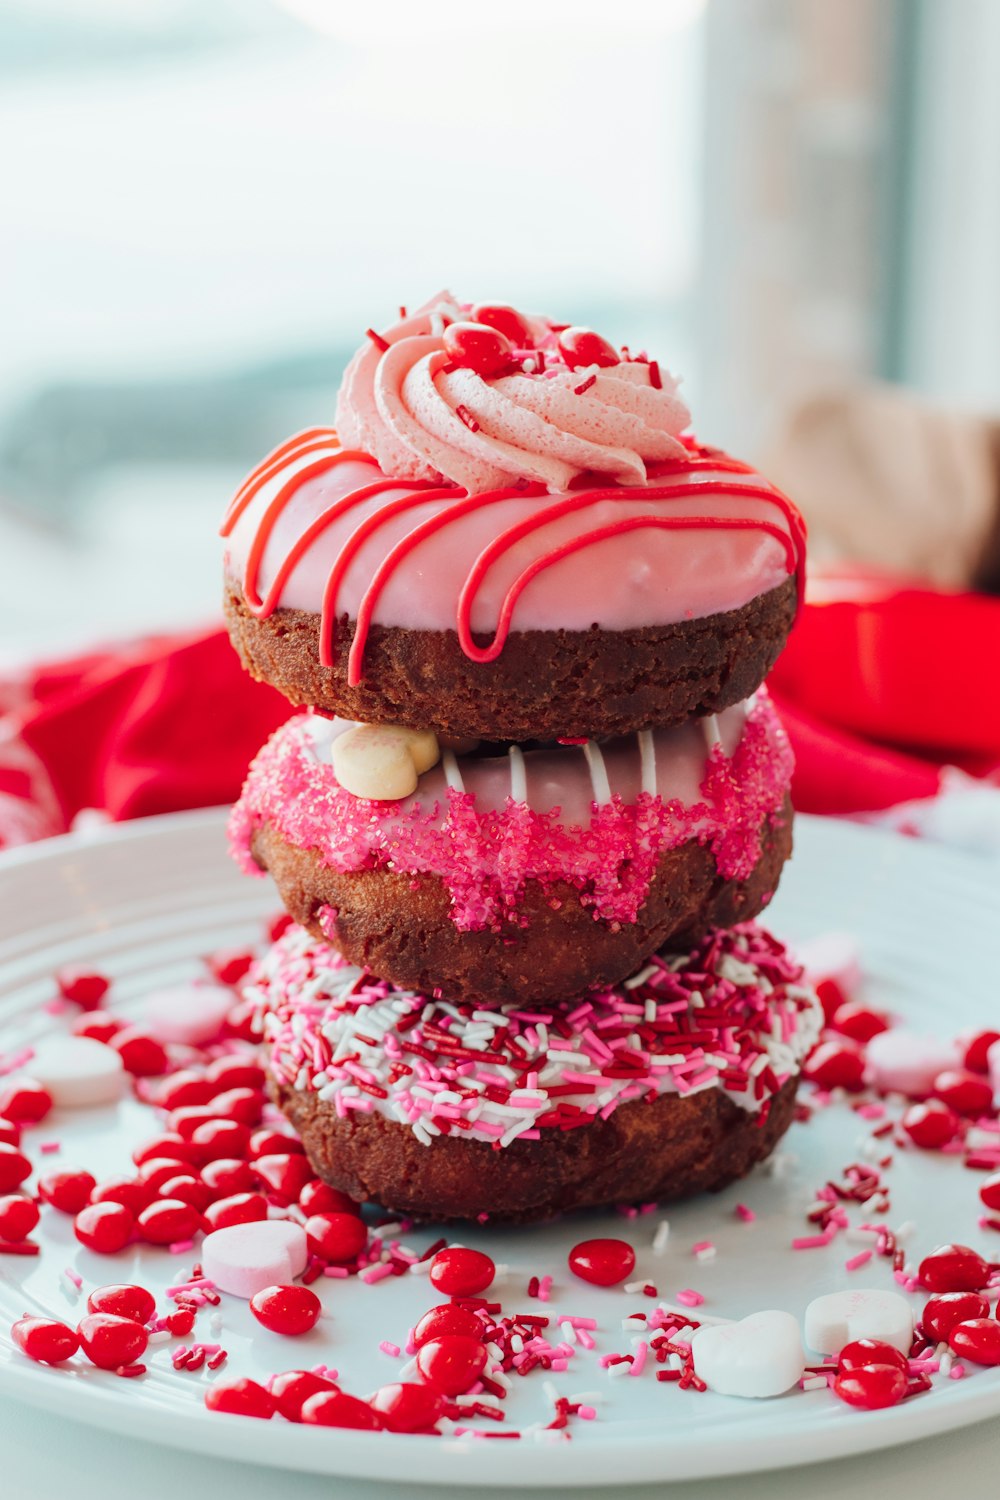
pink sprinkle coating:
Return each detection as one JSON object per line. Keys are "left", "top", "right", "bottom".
{"left": 252, "top": 921, "right": 821, "bottom": 1148}
{"left": 228, "top": 693, "right": 792, "bottom": 933}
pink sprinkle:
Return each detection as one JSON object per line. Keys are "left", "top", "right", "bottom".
{"left": 557, "top": 1316, "right": 598, "bottom": 1330}
{"left": 63, "top": 1267, "right": 83, "bottom": 1289}
{"left": 361, "top": 1263, "right": 394, "bottom": 1285}
{"left": 691, "top": 1241, "right": 714, "bottom": 1256}
{"left": 629, "top": 1341, "right": 648, "bottom": 1376}
{"left": 169, "top": 1239, "right": 196, "bottom": 1255}
{"left": 949, "top": 1363, "right": 966, "bottom": 1380}
{"left": 576, "top": 1328, "right": 596, "bottom": 1350}
{"left": 38, "top": 1141, "right": 61, "bottom": 1155}
{"left": 323, "top": 1265, "right": 350, "bottom": 1279}
{"left": 537, "top": 1275, "right": 553, "bottom": 1302}
{"left": 379, "top": 1341, "right": 401, "bottom": 1357}
{"left": 579, "top": 1405, "right": 597, "bottom": 1420}
{"left": 675, "top": 1289, "right": 704, "bottom": 1308}
{"left": 735, "top": 1203, "right": 756, "bottom": 1223}
{"left": 791, "top": 1230, "right": 836, "bottom": 1251}
{"left": 845, "top": 1249, "right": 874, "bottom": 1272}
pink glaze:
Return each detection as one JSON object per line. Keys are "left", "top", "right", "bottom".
{"left": 252, "top": 921, "right": 823, "bottom": 1148}
{"left": 228, "top": 693, "right": 793, "bottom": 933}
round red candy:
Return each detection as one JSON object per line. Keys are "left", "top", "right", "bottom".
{"left": 933, "top": 1070, "right": 993, "bottom": 1118}
{"left": 190, "top": 1119, "right": 251, "bottom": 1162}
{"left": 305, "top": 1212, "right": 367, "bottom": 1265}
{"left": 442, "top": 321, "right": 512, "bottom": 377}
{"left": 205, "top": 1377, "right": 275, "bottom": 1420}
{"left": 0, "top": 1117, "right": 21, "bottom": 1147}
{"left": 248, "top": 1128, "right": 305, "bottom": 1159}
{"left": 922, "top": 1291, "right": 991, "bottom": 1343}
{"left": 90, "top": 1176, "right": 151, "bottom": 1215}
{"left": 136, "top": 1198, "right": 201, "bottom": 1246}
{"left": 962, "top": 1029, "right": 1000, "bottom": 1075}
{"left": 948, "top": 1318, "right": 1000, "bottom": 1366}
{"left": 803, "top": 1040, "right": 865, "bottom": 1092}
{"left": 39, "top": 1169, "right": 97, "bottom": 1215}
{"left": 413, "top": 1303, "right": 484, "bottom": 1349}
{"left": 209, "top": 947, "right": 255, "bottom": 986}
{"left": 132, "top": 1132, "right": 199, "bottom": 1168}
{"left": 204, "top": 1192, "right": 269, "bottom": 1231}
{"left": 557, "top": 326, "right": 620, "bottom": 369}
{"left": 837, "top": 1339, "right": 909, "bottom": 1375}
{"left": 109, "top": 1029, "right": 169, "bottom": 1077}
{"left": 902, "top": 1099, "right": 960, "bottom": 1149}
{"left": 831, "top": 1002, "right": 889, "bottom": 1043}
{"left": 269, "top": 1369, "right": 339, "bottom": 1423}
{"left": 0, "top": 1081, "right": 52, "bottom": 1124}
{"left": 159, "top": 1174, "right": 213, "bottom": 1213}
{"left": 56, "top": 966, "right": 110, "bottom": 1010}
{"left": 299, "top": 1180, "right": 358, "bottom": 1216}
{"left": 471, "top": 303, "right": 532, "bottom": 346}
{"left": 979, "top": 1173, "right": 1000, "bottom": 1213}
{"left": 251, "top": 1153, "right": 313, "bottom": 1205}
{"left": 0, "top": 1144, "right": 32, "bottom": 1193}
{"left": 814, "top": 977, "right": 849, "bottom": 1025}
{"left": 428, "top": 1246, "right": 495, "bottom": 1298}
{"left": 416, "top": 1335, "right": 488, "bottom": 1395}
{"left": 207, "top": 1057, "right": 267, "bottom": 1093}
{"left": 918, "top": 1244, "right": 991, "bottom": 1293}
{"left": 834, "top": 1364, "right": 908, "bottom": 1410}
{"left": 75, "top": 1201, "right": 135, "bottom": 1253}
{"left": 568, "top": 1237, "right": 636, "bottom": 1287}
{"left": 249, "top": 1283, "right": 322, "bottom": 1337}
{"left": 71, "top": 1011, "right": 122, "bottom": 1044}
{"left": 201, "top": 1158, "right": 257, "bottom": 1198}
{"left": 207, "top": 1088, "right": 263, "bottom": 1126}
{"left": 87, "top": 1284, "right": 156, "bottom": 1324}
{"left": 138, "top": 1157, "right": 199, "bottom": 1194}
{"left": 155, "top": 1071, "right": 216, "bottom": 1111}
{"left": 369, "top": 1382, "right": 442, "bottom": 1433}
{"left": 302, "top": 1390, "right": 382, "bottom": 1429}
{"left": 0, "top": 1194, "right": 40, "bottom": 1242}
{"left": 77, "top": 1312, "right": 148, "bottom": 1370}
{"left": 12, "top": 1316, "right": 80, "bottom": 1365}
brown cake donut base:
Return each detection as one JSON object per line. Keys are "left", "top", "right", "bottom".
{"left": 271, "top": 1072, "right": 799, "bottom": 1223}
{"left": 248, "top": 802, "right": 792, "bottom": 1008}
{"left": 224, "top": 575, "right": 797, "bottom": 740}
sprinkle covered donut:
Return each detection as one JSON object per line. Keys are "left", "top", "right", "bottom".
{"left": 221, "top": 294, "right": 805, "bottom": 740}
{"left": 253, "top": 920, "right": 822, "bottom": 1221}
{"left": 230, "top": 692, "right": 794, "bottom": 1006}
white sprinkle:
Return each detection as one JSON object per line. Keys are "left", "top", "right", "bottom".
{"left": 652, "top": 1219, "right": 671, "bottom": 1254}
{"left": 582, "top": 740, "right": 612, "bottom": 805}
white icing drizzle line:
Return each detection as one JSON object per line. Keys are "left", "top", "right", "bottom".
{"left": 702, "top": 715, "right": 723, "bottom": 752}
{"left": 442, "top": 749, "right": 465, "bottom": 792}
{"left": 638, "top": 730, "right": 657, "bottom": 797}
{"left": 508, "top": 744, "right": 528, "bottom": 804}
{"left": 583, "top": 740, "right": 612, "bottom": 805}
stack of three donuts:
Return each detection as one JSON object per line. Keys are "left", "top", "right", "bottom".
{"left": 222, "top": 294, "right": 819, "bottom": 1218}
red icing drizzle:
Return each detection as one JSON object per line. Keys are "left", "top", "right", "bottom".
{"left": 222, "top": 434, "right": 806, "bottom": 686}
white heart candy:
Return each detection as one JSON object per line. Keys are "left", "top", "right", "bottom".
{"left": 690, "top": 1310, "right": 804, "bottom": 1398}
{"left": 866, "top": 1030, "right": 961, "bottom": 1098}
{"left": 24, "top": 1037, "right": 125, "bottom": 1107}
{"left": 804, "top": 1288, "right": 914, "bottom": 1356}
{"left": 331, "top": 722, "right": 440, "bottom": 801}
{"left": 201, "top": 1220, "right": 308, "bottom": 1301}
{"left": 142, "top": 983, "right": 235, "bottom": 1047}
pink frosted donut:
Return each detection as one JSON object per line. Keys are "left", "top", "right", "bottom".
{"left": 230, "top": 691, "right": 794, "bottom": 1006}
{"left": 221, "top": 295, "right": 805, "bottom": 739}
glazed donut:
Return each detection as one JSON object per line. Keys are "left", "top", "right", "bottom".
{"left": 229, "top": 691, "right": 793, "bottom": 1007}
{"left": 221, "top": 294, "right": 805, "bottom": 740}
{"left": 253, "top": 920, "right": 822, "bottom": 1222}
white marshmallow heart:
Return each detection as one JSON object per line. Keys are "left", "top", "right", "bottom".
{"left": 804, "top": 1288, "right": 914, "bottom": 1356}
{"left": 866, "top": 1030, "right": 961, "bottom": 1098}
{"left": 142, "top": 982, "right": 235, "bottom": 1047}
{"left": 201, "top": 1220, "right": 308, "bottom": 1300}
{"left": 331, "top": 722, "right": 440, "bottom": 801}
{"left": 690, "top": 1310, "right": 804, "bottom": 1398}
{"left": 797, "top": 931, "right": 861, "bottom": 1001}
{"left": 24, "top": 1037, "right": 125, "bottom": 1107}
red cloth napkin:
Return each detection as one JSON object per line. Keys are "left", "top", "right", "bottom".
{"left": 1, "top": 577, "right": 998, "bottom": 847}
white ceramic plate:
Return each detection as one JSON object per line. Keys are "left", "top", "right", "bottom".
{"left": 0, "top": 810, "right": 998, "bottom": 1487}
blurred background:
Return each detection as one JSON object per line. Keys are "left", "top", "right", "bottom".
{"left": 2, "top": 0, "right": 999, "bottom": 659}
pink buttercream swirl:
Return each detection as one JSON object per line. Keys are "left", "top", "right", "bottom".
{"left": 228, "top": 693, "right": 793, "bottom": 933}
{"left": 334, "top": 293, "right": 691, "bottom": 493}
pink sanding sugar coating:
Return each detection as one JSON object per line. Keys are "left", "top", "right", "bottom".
{"left": 229, "top": 692, "right": 792, "bottom": 934}
{"left": 250, "top": 919, "right": 822, "bottom": 1148}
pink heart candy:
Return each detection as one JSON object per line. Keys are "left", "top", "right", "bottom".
{"left": 142, "top": 983, "right": 235, "bottom": 1047}
{"left": 867, "top": 1030, "right": 961, "bottom": 1098}
{"left": 797, "top": 931, "right": 861, "bottom": 1001}
{"left": 201, "top": 1220, "right": 308, "bottom": 1300}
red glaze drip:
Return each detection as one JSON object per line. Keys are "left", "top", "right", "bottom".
{"left": 222, "top": 437, "right": 806, "bottom": 687}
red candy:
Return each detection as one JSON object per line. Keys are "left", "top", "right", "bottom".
{"left": 251, "top": 1153, "right": 314, "bottom": 1205}
{"left": 201, "top": 1158, "right": 257, "bottom": 1198}
{"left": 132, "top": 1133, "right": 199, "bottom": 1168}
{"left": 155, "top": 1071, "right": 216, "bottom": 1111}
{"left": 979, "top": 1173, "right": 1000, "bottom": 1212}
{"left": 56, "top": 966, "right": 111, "bottom": 1010}
{"left": 159, "top": 1174, "right": 213, "bottom": 1213}
{"left": 0, "top": 1081, "right": 53, "bottom": 1124}
{"left": 12, "top": 1316, "right": 80, "bottom": 1365}
{"left": 71, "top": 1011, "right": 122, "bottom": 1044}
{"left": 933, "top": 1069, "right": 993, "bottom": 1118}
{"left": 948, "top": 1318, "right": 1000, "bottom": 1366}
{"left": 0, "top": 1195, "right": 40, "bottom": 1242}
{"left": 207, "top": 1087, "right": 264, "bottom": 1126}
{"left": 204, "top": 1192, "right": 269, "bottom": 1231}
{"left": 138, "top": 1157, "right": 196, "bottom": 1193}
{"left": 442, "top": 320, "right": 512, "bottom": 377}
{"left": 302, "top": 1390, "right": 382, "bottom": 1429}
{"left": 305, "top": 1212, "right": 368, "bottom": 1265}
{"left": 87, "top": 1284, "right": 156, "bottom": 1324}
{"left": 428, "top": 1247, "right": 495, "bottom": 1298}
{"left": 831, "top": 1002, "right": 889, "bottom": 1043}
{"left": 0, "top": 1117, "right": 20, "bottom": 1147}
{"left": 208, "top": 947, "right": 255, "bottom": 986}
{"left": 136, "top": 1199, "right": 201, "bottom": 1246}
{"left": 838, "top": 1339, "right": 909, "bottom": 1375}
{"left": 902, "top": 1100, "right": 960, "bottom": 1149}
{"left": 834, "top": 1364, "right": 908, "bottom": 1410}
{"left": 90, "top": 1176, "right": 151, "bottom": 1215}
{"left": 922, "top": 1291, "right": 991, "bottom": 1343}
{"left": 815, "top": 977, "right": 849, "bottom": 1025}
{"left": 77, "top": 1312, "right": 149, "bottom": 1370}
{"left": 0, "top": 1144, "right": 32, "bottom": 1193}
{"left": 249, "top": 1284, "right": 321, "bottom": 1337}
{"left": 270, "top": 1369, "right": 339, "bottom": 1422}
{"left": 207, "top": 1058, "right": 267, "bottom": 1093}
{"left": 299, "top": 1180, "right": 358, "bottom": 1216}
{"left": 248, "top": 1129, "right": 305, "bottom": 1160}
{"left": 413, "top": 1303, "right": 484, "bottom": 1348}
{"left": 918, "top": 1244, "right": 991, "bottom": 1292}
{"left": 74, "top": 1201, "right": 135, "bottom": 1253}
{"left": 190, "top": 1119, "right": 251, "bottom": 1162}
{"left": 556, "top": 326, "right": 620, "bottom": 369}
{"left": 110, "top": 1029, "right": 169, "bottom": 1078}
{"left": 369, "top": 1382, "right": 442, "bottom": 1433}
{"left": 416, "top": 1335, "right": 488, "bottom": 1395}
{"left": 205, "top": 1377, "right": 275, "bottom": 1420}
{"left": 803, "top": 1040, "right": 865, "bottom": 1092}
{"left": 38, "top": 1169, "right": 97, "bottom": 1215}
{"left": 471, "top": 303, "right": 532, "bottom": 345}
{"left": 962, "top": 1029, "right": 1000, "bottom": 1075}
{"left": 568, "top": 1237, "right": 636, "bottom": 1287}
